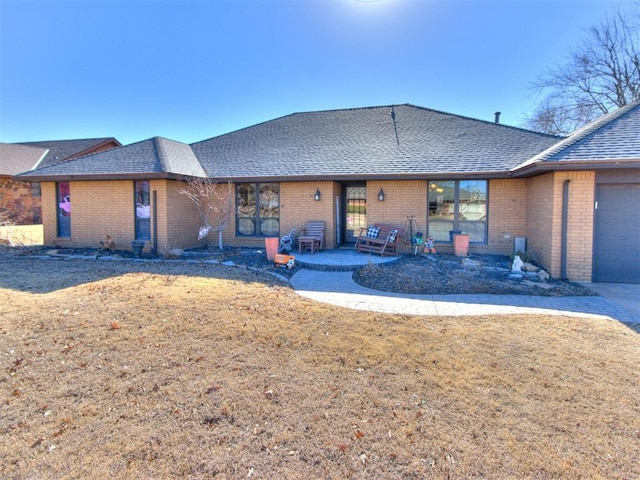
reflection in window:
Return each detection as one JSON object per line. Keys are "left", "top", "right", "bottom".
{"left": 57, "top": 182, "right": 71, "bottom": 237}
{"left": 236, "top": 183, "right": 279, "bottom": 236}
{"left": 135, "top": 180, "right": 151, "bottom": 240}
{"left": 428, "top": 180, "right": 487, "bottom": 243}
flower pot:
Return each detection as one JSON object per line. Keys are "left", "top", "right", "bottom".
{"left": 264, "top": 237, "right": 279, "bottom": 261}
{"left": 131, "top": 240, "right": 145, "bottom": 258}
{"left": 453, "top": 234, "right": 469, "bottom": 257}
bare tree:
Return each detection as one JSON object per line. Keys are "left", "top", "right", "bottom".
{"left": 526, "top": 7, "right": 640, "bottom": 135}
{"left": 177, "top": 178, "right": 234, "bottom": 250}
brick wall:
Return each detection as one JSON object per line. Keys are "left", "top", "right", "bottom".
{"left": 525, "top": 174, "right": 556, "bottom": 274}
{"left": 366, "top": 180, "right": 426, "bottom": 254}
{"left": 486, "top": 179, "right": 528, "bottom": 256}
{"left": 164, "top": 180, "right": 208, "bottom": 252}
{"left": 36, "top": 175, "right": 597, "bottom": 281}
{"left": 557, "top": 171, "right": 595, "bottom": 282}
{"left": 42, "top": 180, "right": 135, "bottom": 249}
{"left": 40, "top": 179, "right": 201, "bottom": 253}
{"left": 525, "top": 172, "right": 595, "bottom": 281}
{"left": 0, "top": 177, "right": 40, "bottom": 225}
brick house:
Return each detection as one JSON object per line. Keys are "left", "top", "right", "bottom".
{"left": 1, "top": 138, "right": 121, "bottom": 224}
{"left": 0, "top": 143, "right": 48, "bottom": 224}
{"left": 15, "top": 103, "right": 640, "bottom": 283}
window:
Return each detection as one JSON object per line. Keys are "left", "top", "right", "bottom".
{"left": 428, "top": 180, "right": 487, "bottom": 243}
{"left": 236, "top": 183, "right": 279, "bottom": 236}
{"left": 31, "top": 182, "right": 41, "bottom": 223}
{"left": 135, "top": 180, "right": 151, "bottom": 240}
{"left": 56, "top": 182, "right": 71, "bottom": 237}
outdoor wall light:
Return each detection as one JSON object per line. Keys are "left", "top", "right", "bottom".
{"left": 378, "top": 188, "right": 385, "bottom": 201}
{"left": 314, "top": 189, "right": 321, "bottom": 201}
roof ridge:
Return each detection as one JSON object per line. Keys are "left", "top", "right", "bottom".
{"left": 406, "top": 104, "right": 564, "bottom": 137}
{"left": 17, "top": 137, "right": 119, "bottom": 146}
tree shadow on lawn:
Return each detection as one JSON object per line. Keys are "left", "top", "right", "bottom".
{"left": 0, "top": 253, "right": 289, "bottom": 294}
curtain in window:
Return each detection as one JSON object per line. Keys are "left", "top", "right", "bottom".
{"left": 135, "top": 180, "right": 151, "bottom": 240}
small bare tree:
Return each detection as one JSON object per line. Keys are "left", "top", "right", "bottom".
{"left": 526, "top": 7, "right": 640, "bottom": 135}
{"left": 177, "top": 177, "right": 234, "bottom": 250}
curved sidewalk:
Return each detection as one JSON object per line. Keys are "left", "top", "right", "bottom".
{"left": 290, "top": 269, "right": 640, "bottom": 327}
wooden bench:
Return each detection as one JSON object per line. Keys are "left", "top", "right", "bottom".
{"left": 355, "top": 224, "right": 402, "bottom": 256}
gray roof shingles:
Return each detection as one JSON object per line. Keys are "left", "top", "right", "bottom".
{"left": 0, "top": 143, "right": 48, "bottom": 176}
{"left": 515, "top": 99, "right": 640, "bottom": 170}
{"left": 16, "top": 104, "right": 564, "bottom": 181}
{"left": 16, "top": 137, "right": 205, "bottom": 179}
{"left": 191, "top": 104, "right": 561, "bottom": 179}
{"left": 17, "top": 138, "right": 121, "bottom": 167}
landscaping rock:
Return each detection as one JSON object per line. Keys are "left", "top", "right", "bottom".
{"left": 461, "top": 258, "right": 483, "bottom": 270}
{"left": 538, "top": 269, "right": 550, "bottom": 282}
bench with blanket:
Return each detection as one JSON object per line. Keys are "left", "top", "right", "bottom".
{"left": 355, "top": 224, "right": 402, "bottom": 256}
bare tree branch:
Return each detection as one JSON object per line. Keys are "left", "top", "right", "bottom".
{"left": 177, "top": 177, "right": 234, "bottom": 250}
{"left": 526, "top": 6, "right": 640, "bottom": 135}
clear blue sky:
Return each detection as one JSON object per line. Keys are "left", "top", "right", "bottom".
{"left": 0, "top": 0, "right": 627, "bottom": 145}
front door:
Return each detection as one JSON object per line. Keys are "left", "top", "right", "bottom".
{"left": 343, "top": 184, "right": 367, "bottom": 244}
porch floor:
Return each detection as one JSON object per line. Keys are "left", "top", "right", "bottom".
{"left": 293, "top": 247, "right": 400, "bottom": 271}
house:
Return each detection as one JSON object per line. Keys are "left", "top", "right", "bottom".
{"left": 14, "top": 103, "right": 640, "bottom": 283}
{"left": 0, "top": 143, "right": 48, "bottom": 224}
{"left": 1, "top": 138, "right": 121, "bottom": 224}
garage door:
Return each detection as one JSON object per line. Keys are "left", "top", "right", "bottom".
{"left": 593, "top": 184, "right": 640, "bottom": 283}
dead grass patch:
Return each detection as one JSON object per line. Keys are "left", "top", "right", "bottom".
{"left": 1, "top": 257, "right": 639, "bottom": 479}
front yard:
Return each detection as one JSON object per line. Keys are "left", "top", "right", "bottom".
{"left": 1, "top": 257, "right": 638, "bottom": 479}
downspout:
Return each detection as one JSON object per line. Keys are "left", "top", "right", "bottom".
{"left": 335, "top": 196, "right": 341, "bottom": 245}
{"left": 152, "top": 190, "right": 158, "bottom": 255}
{"left": 560, "top": 180, "right": 570, "bottom": 280}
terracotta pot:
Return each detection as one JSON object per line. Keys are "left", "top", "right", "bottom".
{"left": 453, "top": 234, "right": 469, "bottom": 257}
{"left": 265, "top": 237, "right": 279, "bottom": 261}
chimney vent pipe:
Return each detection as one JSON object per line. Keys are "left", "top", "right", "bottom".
{"left": 494, "top": 111, "right": 501, "bottom": 124}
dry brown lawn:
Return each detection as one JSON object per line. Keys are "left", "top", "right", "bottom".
{"left": 1, "top": 257, "right": 639, "bottom": 479}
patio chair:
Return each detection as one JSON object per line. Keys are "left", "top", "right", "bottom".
{"left": 299, "top": 221, "right": 325, "bottom": 254}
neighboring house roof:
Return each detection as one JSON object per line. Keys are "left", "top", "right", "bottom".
{"left": 513, "top": 99, "right": 640, "bottom": 174}
{"left": 192, "top": 104, "right": 561, "bottom": 181}
{"left": 0, "top": 143, "right": 49, "bottom": 176}
{"left": 16, "top": 104, "right": 562, "bottom": 182}
{"left": 17, "top": 137, "right": 122, "bottom": 168}
{"left": 16, "top": 137, "right": 206, "bottom": 181}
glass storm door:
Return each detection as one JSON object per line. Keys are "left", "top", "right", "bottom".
{"left": 344, "top": 185, "right": 366, "bottom": 244}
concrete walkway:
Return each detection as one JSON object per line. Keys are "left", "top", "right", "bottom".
{"left": 290, "top": 250, "right": 640, "bottom": 329}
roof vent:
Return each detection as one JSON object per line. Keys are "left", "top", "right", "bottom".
{"left": 494, "top": 111, "right": 501, "bottom": 124}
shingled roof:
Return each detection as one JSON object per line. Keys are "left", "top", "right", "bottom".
{"left": 0, "top": 143, "right": 48, "bottom": 176}
{"left": 16, "top": 104, "right": 563, "bottom": 182}
{"left": 191, "top": 104, "right": 561, "bottom": 181}
{"left": 17, "top": 138, "right": 122, "bottom": 168}
{"left": 513, "top": 100, "right": 640, "bottom": 174}
{"left": 16, "top": 137, "right": 205, "bottom": 181}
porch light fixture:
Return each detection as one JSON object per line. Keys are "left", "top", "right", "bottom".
{"left": 378, "top": 188, "right": 385, "bottom": 201}
{"left": 314, "top": 189, "right": 321, "bottom": 201}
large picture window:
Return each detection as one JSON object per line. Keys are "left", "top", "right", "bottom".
{"left": 236, "top": 183, "right": 279, "bottom": 237}
{"left": 135, "top": 180, "right": 151, "bottom": 240}
{"left": 428, "top": 180, "right": 487, "bottom": 243}
{"left": 56, "top": 182, "right": 71, "bottom": 238}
